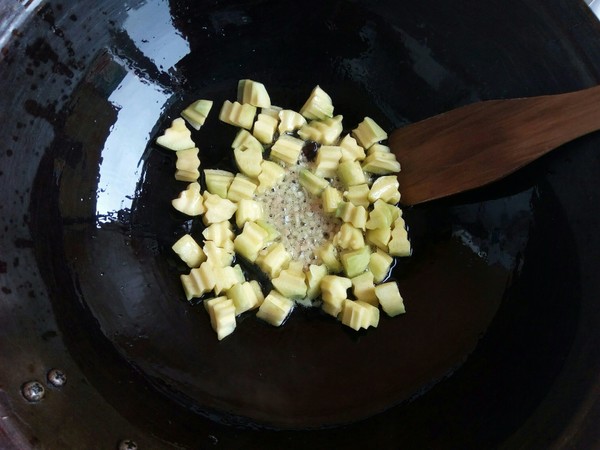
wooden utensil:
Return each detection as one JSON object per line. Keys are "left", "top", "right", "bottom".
{"left": 390, "top": 85, "right": 600, "bottom": 205}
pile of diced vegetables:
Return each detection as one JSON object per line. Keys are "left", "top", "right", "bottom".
{"left": 155, "top": 80, "right": 411, "bottom": 340}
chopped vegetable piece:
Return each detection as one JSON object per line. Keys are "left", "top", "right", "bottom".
{"left": 256, "top": 160, "right": 286, "bottom": 193}
{"left": 156, "top": 117, "right": 195, "bottom": 151}
{"left": 298, "top": 115, "right": 343, "bottom": 145}
{"left": 256, "top": 242, "right": 291, "bottom": 278}
{"left": 337, "top": 160, "right": 366, "bottom": 187}
{"left": 234, "top": 221, "right": 269, "bottom": 262}
{"left": 362, "top": 151, "right": 401, "bottom": 174}
{"left": 271, "top": 264, "right": 307, "bottom": 299}
{"left": 172, "top": 234, "right": 206, "bottom": 268}
{"left": 227, "top": 281, "right": 262, "bottom": 314}
{"left": 320, "top": 275, "right": 352, "bottom": 317}
{"left": 204, "top": 297, "right": 236, "bottom": 340}
{"left": 314, "top": 145, "right": 342, "bottom": 178}
{"left": 278, "top": 109, "right": 307, "bottom": 133}
{"left": 175, "top": 148, "right": 200, "bottom": 182}
{"left": 235, "top": 199, "right": 264, "bottom": 228}
{"left": 352, "top": 117, "right": 388, "bottom": 149}
{"left": 339, "top": 134, "right": 366, "bottom": 162}
{"left": 340, "top": 245, "right": 371, "bottom": 278}
{"left": 256, "top": 291, "right": 294, "bottom": 326}
{"left": 299, "top": 85, "right": 334, "bottom": 120}
{"left": 351, "top": 271, "right": 378, "bottom": 306}
{"left": 181, "top": 99, "right": 213, "bottom": 130}
{"left": 172, "top": 182, "right": 205, "bottom": 216}
{"left": 321, "top": 186, "right": 343, "bottom": 214}
{"left": 298, "top": 169, "right": 329, "bottom": 196}
{"left": 237, "top": 79, "right": 271, "bottom": 108}
{"left": 375, "top": 282, "right": 406, "bottom": 317}
{"left": 253, "top": 113, "right": 279, "bottom": 144}
{"left": 270, "top": 134, "right": 304, "bottom": 165}
{"left": 180, "top": 262, "right": 216, "bottom": 300}
{"left": 202, "top": 191, "right": 237, "bottom": 224}
{"left": 204, "top": 169, "right": 234, "bottom": 198}
{"left": 227, "top": 174, "right": 258, "bottom": 202}
{"left": 234, "top": 145, "right": 263, "bottom": 179}
{"left": 219, "top": 100, "right": 257, "bottom": 129}
{"left": 344, "top": 183, "right": 370, "bottom": 207}
{"left": 369, "top": 249, "right": 394, "bottom": 283}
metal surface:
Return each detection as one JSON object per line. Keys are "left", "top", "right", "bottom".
{"left": 2, "top": 0, "right": 600, "bottom": 449}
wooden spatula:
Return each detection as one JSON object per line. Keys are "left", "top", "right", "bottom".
{"left": 390, "top": 85, "right": 600, "bottom": 206}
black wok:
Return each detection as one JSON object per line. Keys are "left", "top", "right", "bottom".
{"left": 2, "top": 0, "right": 600, "bottom": 448}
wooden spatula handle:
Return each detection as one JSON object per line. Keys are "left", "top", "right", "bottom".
{"left": 391, "top": 85, "right": 600, "bottom": 205}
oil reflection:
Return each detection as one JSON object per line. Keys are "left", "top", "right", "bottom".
{"left": 95, "top": 0, "right": 189, "bottom": 221}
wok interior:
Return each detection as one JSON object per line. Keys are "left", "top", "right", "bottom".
{"left": 2, "top": 0, "right": 600, "bottom": 448}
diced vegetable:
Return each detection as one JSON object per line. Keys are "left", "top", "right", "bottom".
{"left": 336, "top": 201, "right": 368, "bottom": 230}
{"left": 278, "top": 109, "right": 307, "bottom": 133}
{"left": 362, "top": 151, "right": 401, "bottom": 174}
{"left": 253, "top": 113, "right": 278, "bottom": 144}
{"left": 299, "top": 169, "right": 329, "bottom": 196}
{"left": 175, "top": 148, "right": 200, "bottom": 182}
{"left": 156, "top": 117, "right": 195, "bottom": 151}
{"left": 320, "top": 275, "right": 352, "bottom": 317}
{"left": 339, "top": 134, "right": 366, "bottom": 162}
{"left": 234, "top": 145, "right": 263, "bottom": 179}
{"left": 271, "top": 264, "right": 307, "bottom": 299}
{"left": 232, "top": 129, "right": 263, "bottom": 152}
{"left": 299, "top": 85, "right": 334, "bottom": 120}
{"left": 352, "top": 117, "right": 388, "bottom": 149}
{"left": 344, "top": 183, "right": 370, "bottom": 208}
{"left": 172, "top": 182, "right": 205, "bottom": 216}
{"left": 314, "top": 145, "right": 342, "bottom": 178}
{"left": 219, "top": 100, "right": 257, "bottom": 129}
{"left": 204, "top": 169, "right": 234, "bottom": 198}
{"left": 375, "top": 282, "right": 406, "bottom": 317}
{"left": 204, "top": 297, "right": 236, "bottom": 340}
{"left": 340, "top": 245, "right": 371, "bottom": 278}
{"left": 270, "top": 134, "right": 304, "bottom": 165}
{"left": 256, "top": 291, "right": 294, "bottom": 326}
{"left": 227, "top": 174, "right": 258, "bottom": 202}
{"left": 181, "top": 99, "right": 213, "bottom": 130}
{"left": 235, "top": 199, "right": 264, "bottom": 228}
{"left": 256, "top": 160, "right": 285, "bottom": 193}
{"left": 298, "top": 115, "right": 343, "bottom": 145}
{"left": 321, "top": 186, "right": 343, "bottom": 214}
{"left": 227, "top": 281, "right": 262, "bottom": 314}
{"left": 237, "top": 79, "right": 271, "bottom": 108}
{"left": 234, "top": 221, "right": 269, "bottom": 262}
{"left": 256, "top": 242, "right": 291, "bottom": 278}
{"left": 172, "top": 234, "right": 206, "bottom": 268}
{"left": 202, "top": 191, "right": 237, "bottom": 224}
{"left": 180, "top": 262, "right": 216, "bottom": 300}
{"left": 333, "top": 223, "right": 365, "bottom": 250}
{"left": 369, "top": 249, "right": 394, "bottom": 283}
{"left": 351, "top": 271, "right": 378, "bottom": 306}
{"left": 337, "top": 160, "right": 366, "bottom": 187}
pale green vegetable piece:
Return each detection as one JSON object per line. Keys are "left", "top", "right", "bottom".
{"left": 172, "top": 182, "right": 205, "bottom": 216}
{"left": 204, "top": 297, "right": 236, "bottom": 340}
{"left": 156, "top": 117, "right": 195, "bottom": 151}
{"left": 175, "top": 148, "right": 200, "bottom": 182}
{"left": 256, "top": 291, "right": 294, "bottom": 326}
{"left": 237, "top": 79, "right": 271, "bottom": 108}
{"left": 172, "top": 234, "right": 206, "bottom": 268}
{"left": 181, "top": 99, "right": 213, "bottom": 130}
{"left": 299, "top": 85, "right": 334, "bottom": 120}
{"left": 352, "top": 116, "right": 388, "bottom": 149}
{"left": 219, "top": 100, "right": 257, "bottom": 129}
{"left": 375, "top": 282, "right": 406, "bottom": 317}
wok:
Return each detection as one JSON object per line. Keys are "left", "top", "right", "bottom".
{"left": 1, "top": 0, "right": 600, "bottom": 448}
